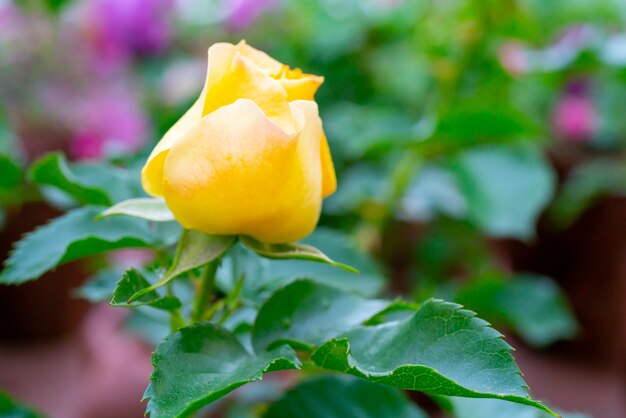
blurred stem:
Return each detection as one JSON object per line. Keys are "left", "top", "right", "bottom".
{"left": 217, "top": 273, "right": 246, "bottom": 326}
{"left": 384, "top": 148, "right": 424, "bottom": 217}
{"left": 359, "top": 149, "right": 424, "bottom": 252}
{"left": 191, "top": 259, "right": 220, "bottom": 323}
{"left": 169, "top": 310, "right": 186, "bottom": 332}
{"left": 166, "top": 282, "right": 186, "bottom": 332}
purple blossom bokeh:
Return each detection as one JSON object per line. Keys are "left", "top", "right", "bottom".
{"left": 37, "top": 81, "right": 150, "bottom": 161}
{"left": 552, "top": 80, "right": 597, "bottom": 144}
{"left": 78, "top": 0, "right": 174, "bottom": 71}
{"left": 226, "top": 0, "right": 279, "bottom": 30}
{"left": 68, "top": 87, "right": 150, "bottom": 160}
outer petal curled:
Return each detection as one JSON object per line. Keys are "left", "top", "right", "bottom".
{"left": 203, "top": 43, "right": 295, "bottom": 133}
{"left": 161, "top": 99, "right": 324, "bottom": 243}
{"left": 141, "top": 95, "right": 204, "bottom": 197}
{"left": 277, "top": 68, "right": 324, "bottom": 101}
{"left": 235, "top": 40, "right": 324, "bottom": 101}
{"left": 320, "top": 132, "right": 337, "bottom": 197}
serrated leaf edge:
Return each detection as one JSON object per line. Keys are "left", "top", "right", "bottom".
{"left": 143, "top": 323, "right": 301, "bottom": 418}
{"left": 310, "top": 300, "right": 557, "bottom": 417}
{"left": 0, "top": 207, "right": 154, "bottom": 285}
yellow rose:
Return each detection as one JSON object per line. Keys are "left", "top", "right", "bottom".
{"left": 141, "top": 41, "right": 336, "bottom": 243}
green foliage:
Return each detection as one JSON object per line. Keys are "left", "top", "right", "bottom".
{"left": 308, "top": 299, "right": 551, "bottom": 413}
{"left": 16, "top": 0, "right": 75, "bottom": 13}
{"left": 264, "top": 376, "right": 427, "bottom": 418}
{"left": 324, "top": 164, "right": 387, "bottom": 215}
{"left": 144, "top": 323, "right": 300, "bottom": 418}
{"left": 448, "top": 144, "right": 555, "bottom": 239}
{"left": 112, "top": 269, "right": 181, "bottom": 311}
{"left": 0, "top": 206, "right": 157, "bottom": 285}
{"left": 240, "top": 235, "right": 358, "bottom": 273}
{"left": 145, "top": 280, "right": 554, "bottom": 417}
{"left": 252, "top": 280, "right": 387, "bottom": 351}
{"left": 323, "top": 103, "right": 417, "bottom": 160}
{"left": 102, "top": 198, "right": 175, "bottom": 222}
{"left": 5, "top": 0, "right": 613, "bottom": 414}
{"left": 0, "top": 155, "right": 24, "bottom": 205}
{"left": 129, "top": 230, "right": 235, "bottom": 301}
{"left": 219, "top": 229, "right": 385, "bottom": 304}
{"left": 549, "top": 159, "right": 626, "bottom": 228}
{"left": 455, "top": 274, "right": 578, "bottom": 347}
{"left": 434, "top": 102, "right": 537, "bottom": 147}
{"left": 446, "top": 396, "right": 590, "bottom": 418}
{"left": 77, "top": 269, "right": 122, "bottom": 302}
{"left": 29, "top": 153, "right": 143, "bottom": 205}
{"left": 29, "top": 153, "right": 112, "bottom": 206}
{"left": 0, "top": 391, "right": 44, "bottom": 418}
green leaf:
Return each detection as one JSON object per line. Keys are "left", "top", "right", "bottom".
{"left": 29, "top": 153, "right": 112, "bottom": 206}
{"left": 240, "top": 235, "right": 358, "bottom": 273}
{"left": 435, "top": 103, "right": 536, "bottom": 145}
{"left": 447, "top": 397, "right": 589, "bottom": 418}
{"left": 144, "top": 323, "right": 300, "bottom": 418}
{"left": 219, "top": 229, "right": 385, "bottom": 305}
{"left": 101, "top": 198, "right": 175, "bottom": 222}
{"left": 399, "top": 165, "right": 467, "bottom": 221}
{"left": 0, "top": 154, "right": 23, "bottom": 205}
{"left": 252, "top": 280, "right": 387, "bottom": 351}
{"left": 455, "top": 274, "right": 578, "bottom": 347}
{"left": 363, "top": 299, "right": 421, "bottom": 325}
{"left": 285, "top": 228, "right": 383, "bottom": 295}
{"left": 129, "top": 230, "right": 235, "bottom": 301}
{"left": 29, "top": 152, "right": 144, "bottom": 205}
{"left": 0, "top": 391, "right": 44, "bottom": 418}
{"left": 0, "top": 206, "right": 156, "bottom": 285}
{"left": 125, "top": 307, "right": 172, "bottom": 347}
{"left": 45, "top": 0, "right": 72, "bottom": 11}
{"left": 76, "top": 269, "right": 121, "bottom": 302}
{"left": 311, "top": 299, "right": 554, "bottom": 415}
{"left": 447, "top": 144, "right": 555, "bottom": 239}
{"left": 264, "top": 376, "right": 427, "bottom": 418}
{"left": 324, "top": 164, "right": 387, "bottom": 215}
{"left": 251, "top": 281, "right": 551, "bottom": 414}
{"left": 324, "top": 103, "right": 417, "bottom": 159}
{"left": 111, "top": 269, "right": 181, "bottom": 311}
{"left": 549, "top": 159, "right": 626, "bottom": 228}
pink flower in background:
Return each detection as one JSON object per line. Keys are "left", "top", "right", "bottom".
{"left": 226, "top": 0, "right": 280, "bottom": 30}
{"left": 499, "top": 41, "right": 528, "bottom": 76}
{"left": 66, "top": 86, "right": 150, "bottom": 160}
{"left": 79, "top": 0, "right": 174, "bottom": 69}
{"left": 552, "top": 80, "right": 597, "bottom": 143}
{"left": 108, "top": 249, "right": 155, "bottom": 271}
{"left": 0, "top": 1, "right": 17, "bottom": 28}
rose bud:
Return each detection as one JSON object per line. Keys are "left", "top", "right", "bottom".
{"left": 142, "top": 41, "right": 336, "bottom": 243}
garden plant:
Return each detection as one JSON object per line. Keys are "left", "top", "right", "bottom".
{"left": 2, "top": 1, "right": 625, "bottom": 417}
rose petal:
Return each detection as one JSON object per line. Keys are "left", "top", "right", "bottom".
{"left": 161, "top": 99, "right": 323, "bottom": 243}
{"left": 203, "top": 43, "right": 295, "bottom": 134}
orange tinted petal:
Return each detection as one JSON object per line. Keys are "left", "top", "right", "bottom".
{"left": 161, "top": 99, "right": 322, "bottom": 243}
{"left": 279, "top": 75, "right": 325, "bottom": 101}
{"left": 203, "top": 43, "right": 294, "bottom": 133}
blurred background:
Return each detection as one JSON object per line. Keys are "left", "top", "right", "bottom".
{"left": 1, "top": 0, "right": 626, "bottom": 417}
